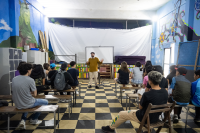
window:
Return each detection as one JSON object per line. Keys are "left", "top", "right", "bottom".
{"left": 164, "top": 48, "right": 171, "bottom": 77}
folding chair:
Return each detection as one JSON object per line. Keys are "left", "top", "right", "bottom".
{"left": 137, "top": 101, "right": 176, "bottom": 133}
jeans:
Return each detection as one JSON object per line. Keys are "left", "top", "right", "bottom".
{"left": 21, "top": 99, "right": 48, "bottom": 121}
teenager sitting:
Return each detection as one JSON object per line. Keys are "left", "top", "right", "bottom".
{"left": 50, "top": 62, "right": 74, "bottom": 100}
{"left": 115, "top": 61, "right": 130, "bottom": 85}
{"left": 67, "top": 61, "right": 79, "bottom": 95}
{"left": 191, "top": 70, "right": 200, "bottom": 122}
{"left": 30, "top": 65, "right": 48, "bottom": 95}
{"left": 15, "top": 61, "right": 26, "bottom": 77}
{"left": 166, "top": 65, "right": 176, "bottom": 95}
{"left": 169, "top": 67, "right": 191, "bottom": 123}
{"left": 130, "top": 61, "right": 143, "bottom": 87}
{"left": 48, "top": 63, "right": 57, "bottom": 87}
{"left": 146, "top": 65, "right": 168, "bottom": 92}
{"left": 102, "top": 71, "right": 168, "bottom": 132}
{"left": 12, "top": 63, "right": 48, "bottom": 129}
{"left": 142, "top": 65, "right": 152, "bottom": 89}
{"left": 143, "top": 60, "right": 152, "bottom": 78}
{"left": 115, "top": 61, "right": 130, "bottom": 92}
{"left": 43, "top": 63, "right": 50, "bottom": 79}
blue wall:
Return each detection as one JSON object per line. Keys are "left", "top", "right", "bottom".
{"left": 152, "top": 0, "right": 200, "bottom": 68}
{"left": 0, "top": 0, "right": 45, "bottom": 49}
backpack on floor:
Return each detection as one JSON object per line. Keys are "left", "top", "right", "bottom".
{"left": 54, "top": 71, "right": 66, "bottom": 90}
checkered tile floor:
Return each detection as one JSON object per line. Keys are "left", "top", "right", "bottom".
{"left": 0, "top": 79, "right": 200, "bottom": 133}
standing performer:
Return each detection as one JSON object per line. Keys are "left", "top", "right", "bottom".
{"left": 86, "top": 52, "right": 104, "bottom": 89}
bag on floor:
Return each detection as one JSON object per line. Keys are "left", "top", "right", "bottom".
{"left": 54, "top": 71, "right": 66, "bottom": 90}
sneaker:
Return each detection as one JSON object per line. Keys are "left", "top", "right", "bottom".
{"left": 102, "top": 126, "right": 115, "bottom": 132}
{"left": 173, "top": 115, "right": 179, "bottom": 123}
{"left": 122, "top": 89, "right": 125, "bottom": 92}
{"left": 17, "top": 120, "right": 26, "bottom": 130}
{"left": 76, "top": 91, "right": 79, "bottom": 95}
{"left": 65, "top": 99, "right": 72, "bottom": 102}
{"left": 178, "top": 115, "right": 181, "bottom": 120}
{"left": 194, "top": 118, "right": 200, "bottom": 123}
{"left": 95, "top": 86, "right": 99, "bottom": 89}
{"left": 88, "top": 85, "right": 92, "bottom": 88}
{"left": 30, "top": 119, "right": 42, "bottom": 125}
{"left": 60, "top": 99, "right": 66, "bottom": 103}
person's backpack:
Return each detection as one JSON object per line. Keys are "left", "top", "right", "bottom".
{"left": 54, "top": 71, "right": 66, "bottom": 90}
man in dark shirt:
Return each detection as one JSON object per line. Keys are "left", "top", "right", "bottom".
{"left": 50, "top": 62, "right": 74, "bottom": 96}
{"left": 102, "top": 71, "right": 168, "bottom": 132}
{"left": 48, "top": 63, "right": 58, "bottom": 88}
{"left": 67, "top": 61, "right": 79, "bottom": 94}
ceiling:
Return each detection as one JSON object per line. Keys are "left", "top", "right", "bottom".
{"left": 37, "top": 0, "right": 171, "bottom": 11}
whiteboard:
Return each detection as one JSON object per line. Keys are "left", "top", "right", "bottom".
{"left": 86, "top": 47, "right": 114, "bottom": 63}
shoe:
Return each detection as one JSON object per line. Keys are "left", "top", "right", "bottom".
{"left": 17, "top": 120, "right": 26, "bottom": 130}
{"left": 95, "top": 86, "right": 99, "bottom": 89}
{"left": 178, "top": 115, "right": 181, "bottom": 120}
{"left": 122, "top": 89, "right": 125, "bottom": 92}
{"left": 173, "top": 115, "right": 179, "bottom": 123}
{"left": 65, "top": 99, "right": 72, "bottom": 102}
{"left": 88, "top": 85, "right": 92, "bottom": 88}
{"left": 30, "top": 119, "right": 42, "bottom": 125}
{"left": 102, "top": 126, "right": 115, "bottom": 132}
{"left": 76, "top": 91, "right": 79, "bottom": 95}
{"left": 194, "top": 118, "right": 200, "bottom": 123}
{"left": 60, "top": 99, "right": 66, "bottom": 103}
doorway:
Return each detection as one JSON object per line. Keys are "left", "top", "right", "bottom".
{"left": 164, "top": 48, "right": 171, "bottom": 77}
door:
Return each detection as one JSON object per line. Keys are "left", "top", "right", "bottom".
{"left": 164, "top": 48, "right": 171, "bottom": 77}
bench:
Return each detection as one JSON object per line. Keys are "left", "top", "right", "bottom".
{"left": 34, "top": 95, "right": 72, "bottom": 117}
{"left": 41, "top": 89, "right": 77, "bottom": 107}
{"left": 0, "top": 95, "right": 13, "bottom": 106}
{"left": 119, "top": 87, "right": 140, "bottom": 103}
{"left": 0, "top": 105, "right": 59, "bottom": 133}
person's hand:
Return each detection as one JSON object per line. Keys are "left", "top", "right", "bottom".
{"left": 101, "top": 59, "right": 104, "bottom": 62}
{"left": 86, "top": 61, "right": 89, "bottom": 64}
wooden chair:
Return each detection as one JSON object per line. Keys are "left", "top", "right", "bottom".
{"left": 119, "top": 87, "right": 140, "bottom": 103}
{"left": 137, "top": 101, "right": 176, "bottom": 133}
{"left": 126, "top": 93, "right": 139, "bottom": 110}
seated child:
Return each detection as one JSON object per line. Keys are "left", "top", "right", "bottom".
{"left": 102, "top": 71, "right": 168, "bottom": 132}
{"left": 146, "top": 65, "right": 168, "bottom": 92}
{"left": 170, "top": 67, "right": 191, "bottom": 123}
{"left": 131, "top": 61, "right": 143, "bottom": 87}
{"left": 12, "top": 63, "right": 48, "bottom": 129}
{"left": 67, "top": 61, "right": 79, "bottom": 94}
{"left": 191, "top": 70, "right": 200, "bottom": 122}
{"left": 115, "top": 61, "right": 130, "bottom": 87}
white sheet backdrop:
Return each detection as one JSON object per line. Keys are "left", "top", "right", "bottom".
{"left": 48, "top": 23, "right": 152, "bottom": 63}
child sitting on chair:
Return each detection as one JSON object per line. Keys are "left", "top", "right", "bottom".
{"left": 191, "top": 70, "right": 200, "bottom": 123}
{"left": 102, "top": 71, "right": 168, "bottom": 132}
{"left": 130, "top": 61, "right": 143, "bottom": 87}
{"left": 169, "top": 67, "right": 191, "bottom": 123}
{"left": 115, "top": 61, "right": 130, "bottom": 87}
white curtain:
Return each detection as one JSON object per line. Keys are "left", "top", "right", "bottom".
{"left": 48, "top": 23, "right": 152, "bottom": 63}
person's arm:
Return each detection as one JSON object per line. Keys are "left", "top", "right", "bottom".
{"left": 117, "top": 69, "right": 120, "bottom": 79}
{"left": 167, "top": 79, "right": 169, "bottom": 85}
{"left": 76, "top": 69, "right": 79, "bottom": 80}
{"left": 65, "top": 72, "right": 74, "bottom": 85}
{"left": 46, "top": 70, "right": 49, "bottom": 75}
{"left": 86, "top": 59, "right": 90, "bottom": 65}
{"left": 164, "top": 78, "right": 168, "bottom": 91}
{"left": 139, "top": 94, "right": 146, "bottom": 110}
{"left": 43, "top": 78, "right": 45, "bottom": 85}
{"left": 146, "top": 83, "right": 151, "bottom": 92}
{"left": 191, "top": 82, "right": 197, "bottom": 98}
{"left": 30, "top": 79, "right": 37, "bottom": 96}
{"left": 170, "top": 77, "right": 176, "bottom": 90}
{"left": 97, "top": 58, "right": 103, "bottom": 65}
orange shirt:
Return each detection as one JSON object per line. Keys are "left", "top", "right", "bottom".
{"left": 86, "top": 57, "right": 102, "bottom": 72}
